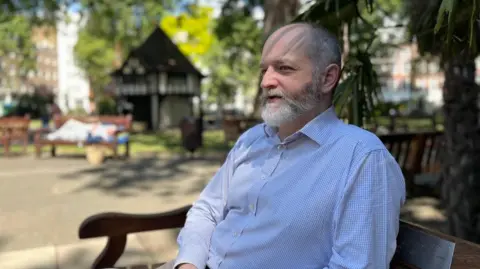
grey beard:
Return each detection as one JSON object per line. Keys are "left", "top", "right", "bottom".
{"left": 261, "top": 83, "right": 321, "bottom": 127}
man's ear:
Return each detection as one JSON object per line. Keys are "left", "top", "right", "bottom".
{"left": 320, "top": 64, "right": 341, "bottom": 95}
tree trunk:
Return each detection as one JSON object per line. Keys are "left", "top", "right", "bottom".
{"left": 251, "top": 0, "right": 300, "bottom": 117}
{"left": 441, "top": 55, "right": 480, "bottom": 243}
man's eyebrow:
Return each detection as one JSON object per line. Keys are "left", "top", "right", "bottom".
{"left": 260, "top": 59, "right": 296, "bottom": 69}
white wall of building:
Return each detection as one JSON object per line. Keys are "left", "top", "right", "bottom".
{"left": 56, "top": 12, "right": 91, "bottom": 114}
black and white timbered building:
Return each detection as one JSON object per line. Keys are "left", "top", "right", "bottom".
{"left": 111, "top": 27, "right": 204, "bottom": 130}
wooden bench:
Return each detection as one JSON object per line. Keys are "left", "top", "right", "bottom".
{"left": 222, "top": 117, "right": 260, "bottom": 144}
{"left": 0, "top": 115, "right": 30, "bottom": 156}
{"left": 378, "top": 131, "right": 444, "bottom": 195}
{"left": 34, "top": 114, "right": 132, "bottom": 160}
{"left": 79, "top": 204, "right": 480, "bottom": 269}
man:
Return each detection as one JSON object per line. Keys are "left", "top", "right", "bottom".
{"left": 161, "top": 22, "right": 406, "bottom": 269}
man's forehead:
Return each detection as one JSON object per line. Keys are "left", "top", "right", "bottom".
{"left": 262, "top": 25, "right": 310, "bottom": 63}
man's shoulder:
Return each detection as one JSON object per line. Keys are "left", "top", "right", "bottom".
{"left": 335, "top": 122, "right": 387, "bottom": 154}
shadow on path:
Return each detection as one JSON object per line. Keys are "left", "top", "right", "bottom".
{"left": 57, "top": 155, "right": 223, "bottom": 198}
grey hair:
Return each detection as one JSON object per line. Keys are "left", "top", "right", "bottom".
{"left": 301, "top": 23, "right": 342, "bottom": 88}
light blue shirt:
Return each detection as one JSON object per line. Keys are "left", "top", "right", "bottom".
{"left": 175, "top": 107, "right": 406, "bottom": 269}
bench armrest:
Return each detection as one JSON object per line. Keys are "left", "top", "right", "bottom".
{"left": 78, "top": 205, "right": 192, "bottom": 268}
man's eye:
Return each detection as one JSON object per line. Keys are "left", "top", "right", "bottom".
{"left": 278, "top": 66, "right": 293, "bottom": 71}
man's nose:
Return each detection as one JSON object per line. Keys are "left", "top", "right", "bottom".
{"left": 260, "top": 67, "right": 278, "bottom": 89}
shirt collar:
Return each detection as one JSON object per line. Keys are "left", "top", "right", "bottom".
{"left": 263, "top": 106, "right": 340, "bottom": 145}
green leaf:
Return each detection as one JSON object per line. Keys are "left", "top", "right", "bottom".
{"left": 469, "top": 0, "right": 479, "bottom": 52}
{"left": 434, "top": 0, "right": 457, "bottom": 50}
{"left": 334, "top": 74, "right": 356, "bottom": 116}
{"left": 434, "top": 0, "right": 452, "bottom": 33}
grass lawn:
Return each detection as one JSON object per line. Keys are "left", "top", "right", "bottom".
{"left": 6, "top": 117, "right": 442, "bottom": 156}
{"left": 7, "top": 121, "right": 233, "bottom": 157}
{"left": 375, "top": 116, "right": 443, "bottom": 131}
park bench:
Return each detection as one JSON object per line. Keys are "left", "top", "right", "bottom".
{"left": 379, "top": 131, "right": 444, "bottom": 195}
{"left": 34, "top": 114, "right": 132, "bottom": 161}
{"left": 79, "top": 204, "right": 480, "bottom": 269}
{"left": 222, "top": 117, "right": 260, "bottom": 144}
{"left": 0, "top": 115, "right": 30, "bottom": 156}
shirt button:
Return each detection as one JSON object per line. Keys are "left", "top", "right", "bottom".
{"left": 233, "top": 232, "right": 239, "bottom": 237}
{"left": 261, "top": 175, "right": 265, "bottom": 180}
{"left": 249, "top": 204, "right": 255, "bottom": 211}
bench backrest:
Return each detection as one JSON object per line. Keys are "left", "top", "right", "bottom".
{"left": 378, "top": 131, "right": 444, "bottom": 175}
{"left": 0, "top": 115, "right": 31, "bottom": 137}
{"left": 53, "top": 114, "right": 133, "bottom": 130}
{"left": 391, "top": 220, "right": 480, "bottom": 269}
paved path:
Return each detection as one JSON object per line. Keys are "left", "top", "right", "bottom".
{"left": 0, "top": 154, "right": 223, "bottom": 268}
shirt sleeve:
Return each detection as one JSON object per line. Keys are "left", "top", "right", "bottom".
{"left": 324, "top": 149, "right": 406, "bottom": 269}
{"left": 174, "top": 146, "right": 236, "bottom": 269}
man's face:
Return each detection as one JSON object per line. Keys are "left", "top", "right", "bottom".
{"left": 259, "top": 26, "right": 321, "bottom": 127}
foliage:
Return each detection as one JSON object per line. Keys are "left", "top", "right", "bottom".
{"left": 0, "top": 14, "right": 37, "bottom": 78}
{"left": 74, "top": 29, "right": 116, "bottom": 91}
{"left": 0, "top": 0, "right": 175, "bottom": 85}
{"left": 96, "top": 95, "right": 117, "bottom": 115}
{"left": 73, "top": 2, "right": 216, "bottom": 94}
{"left": 160, "top": 5, "right": 215, "bottom": 64}
{"left": 5, "top": 90, "right": 53, "bottom": 118}
{"left": 406, "top": 0, "right": 480, "bottom": 60}
{"left": 201, "top": 1, "right": 263, "bottom": 107}
{"left": 72, "top": 1, "right": 174, "bottom": 93}
{"left": 434, "top": 0, "right": 480, "bottom": 54}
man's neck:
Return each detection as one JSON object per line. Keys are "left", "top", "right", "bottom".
{"left": 277, "top": 104, "right": 329, "bottom": 141}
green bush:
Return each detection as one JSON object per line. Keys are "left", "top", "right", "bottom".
{"left": 96, "top": 96, "right": 117, "bottom": 115}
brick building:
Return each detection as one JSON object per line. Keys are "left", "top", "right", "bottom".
{"left": 29, "top": 26, "right": 59, "bottom": 94}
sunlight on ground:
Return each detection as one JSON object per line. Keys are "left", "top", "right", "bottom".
{"left": 401, "top": 197, "right": 446, "bottom": 222}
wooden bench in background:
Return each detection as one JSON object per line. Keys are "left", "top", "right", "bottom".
{"left": 79, "top": 205, "right": 480, "bottom": 269}
{"left": 379, "top": 131, "right": 444, "bottom": 195}
{"left": 34, "top": 114, "right": 132, "bottom": 160}
{"left": 222, "top": 117, "right": 260, "bottom": 144}
{"left": 0, "top": 115, "right": 30, "bottom": 156}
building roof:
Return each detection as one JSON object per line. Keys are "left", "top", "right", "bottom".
{"left": 112, "top": 27, "right": 204, "bottom": 78}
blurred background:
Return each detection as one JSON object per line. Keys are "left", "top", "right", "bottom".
{"left": 1, "top": 0, "right": 480, "bottom": 268}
